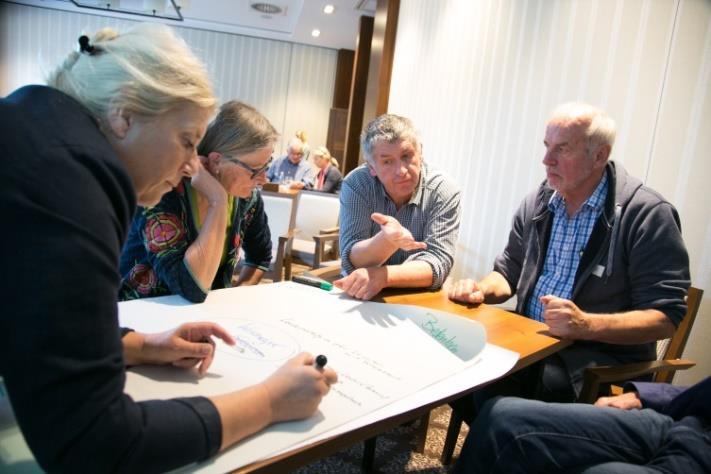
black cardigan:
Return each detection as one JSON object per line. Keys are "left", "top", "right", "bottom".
{"left": 0, "top": 86, "right": 221, "bottom": 473}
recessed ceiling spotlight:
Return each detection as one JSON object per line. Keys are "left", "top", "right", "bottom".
{"left": 323, "top": 4, "right": 335, "bottom": 14}
{"left": 311, "top": 29, "right": 321, "bottom": 37}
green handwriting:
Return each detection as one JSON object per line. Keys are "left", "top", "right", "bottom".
{"left": 420, "top": 315, "right": 458, "bottom": 354}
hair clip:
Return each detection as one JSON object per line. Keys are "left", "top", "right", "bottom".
{"left": 78, "top": 35, "right": 95, "bottom": 54}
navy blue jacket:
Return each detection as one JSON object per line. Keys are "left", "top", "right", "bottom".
{"left": 627, "top": 377, "right": 711, "bottom": 424}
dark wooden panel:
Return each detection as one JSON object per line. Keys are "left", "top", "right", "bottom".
{"left": 363, "top": 0, "right": 401, "bottom": 123}
{"left": 333, "top": 49, "right": 355, "bottom": 109}
{"left": 326, "top": 107, "right": 348, "bottom": 167}
{"left": 343, "top": 15, "right": 374, "bottom": 175}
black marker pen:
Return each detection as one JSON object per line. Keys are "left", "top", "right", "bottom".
{"left": 314, "top": 354, "right": 328, "bottom": 369}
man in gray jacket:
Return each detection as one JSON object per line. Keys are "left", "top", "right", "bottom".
{"left": 448, "top": 102, "right": 689, "bottom": 406}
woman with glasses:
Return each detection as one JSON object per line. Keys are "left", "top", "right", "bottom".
{"left": 120, "top": 101, "right": 277, "bottom": 302}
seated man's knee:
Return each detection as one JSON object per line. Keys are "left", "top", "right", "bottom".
{"left": 473, "top": 396, "right": 536, "bottom": 436}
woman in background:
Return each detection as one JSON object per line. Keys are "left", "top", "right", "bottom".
{"left": 120, "top": 101, "right": 275, "bottom": 302}
{"left": 312, "top": 145, "right": 343, "bottom": 193}
{"left": 0, "top": 24, "right": 336, "bottom": 473}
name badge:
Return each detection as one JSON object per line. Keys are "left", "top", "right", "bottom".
{"left": 592, "top": 264, "right": 605, "bottom": 277}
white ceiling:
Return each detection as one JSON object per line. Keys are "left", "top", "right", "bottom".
{"left": 15, "top": 0, "right": 376, "bottom": 50}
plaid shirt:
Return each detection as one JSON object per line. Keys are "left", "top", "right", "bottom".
{"left": 526, "top": 174, "right": 608, "bottom": 321}
{"left": 339, "top": 163, "right": 460, "bottom": 289}
{"left": 266, "top": 155, "right": 315, "bottom": 188}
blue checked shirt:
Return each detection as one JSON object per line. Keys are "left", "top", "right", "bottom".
{"left": 526, "top": 174, "right": 608, "bottom": 321}
{"left": 339, "top": 163, "right": 461, "bottom": 289}
{"left": 266, "top": 155, "right": 315, "bottom": 188}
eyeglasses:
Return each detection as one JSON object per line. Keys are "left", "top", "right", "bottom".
{"left": 227, "top": 155, "right": 273, "bottom": 179}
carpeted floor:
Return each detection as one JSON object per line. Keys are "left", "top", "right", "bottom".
{"left": 294, "top": 405, "right": 469, "bottom": 473}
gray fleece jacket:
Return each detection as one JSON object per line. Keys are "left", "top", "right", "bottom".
{"left": 494, "top": 161, "right": 690, "bottom": 391}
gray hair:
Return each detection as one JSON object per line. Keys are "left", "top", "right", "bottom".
{"left": 198, "top": 101, "right": 278, "bottom": 158}
{"left": 360, "top": 114, "right": 422, "bottom": 163}
{"left": 287, "top": 136, "right": 305, "bottom": 153}
{"left": 549, "top": 102, "right": 616, "bottom": 157}
{"left": 47, "top": 23, "right": 215, "bottom": 121}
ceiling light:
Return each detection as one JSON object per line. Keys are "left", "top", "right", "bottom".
{"left": 251, "top": 2, "right": 283, "bottom": 15}
{"left": 323, "top": 4, "right": 335, "bottom": 14}
{"left": 311, "top": 29, "right": 321, "bottom": 37}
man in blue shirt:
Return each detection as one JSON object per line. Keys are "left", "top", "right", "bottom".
{"left": 266, "top": 136, "right": 315, "bottom": 189}
{"left": 448, "top": 102, "right": 689, "bottom": 405}
{"left": 335, "top": 114, "right": 461, "bottom": 300}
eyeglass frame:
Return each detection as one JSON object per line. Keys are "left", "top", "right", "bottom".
{"left": 224, "top": 155, "right": 273, "bottom": 179}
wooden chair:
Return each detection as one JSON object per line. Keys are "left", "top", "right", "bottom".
{"left": 286, "top": 190, "right": 340, "bottom": 275}
{"left": 578, "top": 286, "right": 703, "bottom": 403}
{"left": 306, "top": 264, "right": 342, "bottom": 281}
{"left": 440, "top": 286, "right": 703, "bottom": 465}
{"left": 260, "top": 190, "right": 298, "bottom": 282}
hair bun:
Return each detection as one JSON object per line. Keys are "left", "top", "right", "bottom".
{"left": 78, "top": 35, "right": 94, "bottom": 53}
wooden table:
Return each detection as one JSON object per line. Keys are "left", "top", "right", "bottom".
{"left": 261, "top": 182, "right": 300, "bottom": 196}
{"left": 236, "top": 287, "right": 569, "bottom": 473}
{"left": 380, "top": 288, "right": 569, "bottom": 372}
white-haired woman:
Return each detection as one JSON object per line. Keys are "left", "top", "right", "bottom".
{"left": 312, "top": 145, "right": 343, "bottom": 193}
{"left": 0, "top": 24, "right": 335, "bottom": 473}
{"left": 120, "top": 101, "right": 276, "bottom": 302}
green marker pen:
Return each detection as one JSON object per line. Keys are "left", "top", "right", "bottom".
{"left": 292, "top": 275, "right": 333, "bottom": 291}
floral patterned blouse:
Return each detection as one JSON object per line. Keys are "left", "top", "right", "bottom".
{"left": 119, "top": 179, "right": 271, "bottom": 302}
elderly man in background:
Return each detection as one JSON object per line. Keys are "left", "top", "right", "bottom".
{"left": 335, "top": 114, "right": 461, "bottom": 300}
{"left": 267, "top": 135, "right": 315, "bottom": 189}
{"left": 448, "top": 102, "right": 690, "bottom": 412}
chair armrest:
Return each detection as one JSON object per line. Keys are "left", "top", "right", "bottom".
{"left": 318, "top": 226, "right": 340, "bottom": 235}
{"left": 307, "top": 264, "right": 342, "bottom": 282}
{"left": 313, "top": 234, "right": 339, "bottom": 244}
{"left": 273, "top": 229, "right": 295, "bottom": 282}
{"left": 578, "top": 359, "right": 696, "bottom": 404}
{"left": 313, "top": 233, "right": 340, "bottom": 268}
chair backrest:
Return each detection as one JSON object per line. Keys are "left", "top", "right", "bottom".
{"left": 260, "top": 190, "right": 297, "bottom": 262}
{"left": 654, "top": 286, "right": 703, "bottom": 383}
{"left": 293, "top": 190, "right": 340, "bottom": 240}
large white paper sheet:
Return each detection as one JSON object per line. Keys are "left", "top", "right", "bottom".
{"left": 0, "top": 283, "right": 518, "bottom": 473}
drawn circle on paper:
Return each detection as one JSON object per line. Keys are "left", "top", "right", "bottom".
{"left": 212, "top": 318, "right": 300, "bottom": 362}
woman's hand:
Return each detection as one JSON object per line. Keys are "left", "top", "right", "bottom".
{"left": 209, "top": 352, "right": 338, "bottom": 450}
{"left": 191, "top": 157, "right": 228, "bottom": 206}
{"left": 260, "top": 352, "right": 338, "bottom": 422}
{"left": 182, "top": 156, "right": 230, "bottom": 291}
{"left": 123, "top": 322, "right": 235, "bottom": 375}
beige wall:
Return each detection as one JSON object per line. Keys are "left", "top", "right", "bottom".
{"left": 0, "top": 2, "right": 337, "bottom": 156}
{"left": 389, "top": 0, "right": 710, "bottom": 385}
